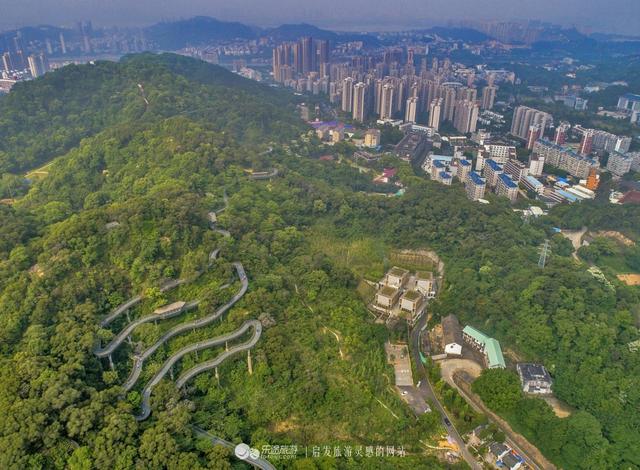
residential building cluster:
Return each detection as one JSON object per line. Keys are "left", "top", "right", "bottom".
{"left": 373, "top": 267, "right": 434, "bottom": 323}
{"left": 272, "top": 37, "right": 502, "bottom": 133}
{"left": 532, "top": 139, "right": 599, "bottom": 178}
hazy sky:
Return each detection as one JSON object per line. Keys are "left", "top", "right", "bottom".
{"left": 1, "top": 0, "right": 639, "bottom": 34}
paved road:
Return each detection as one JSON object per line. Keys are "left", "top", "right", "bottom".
{"left": 136, "top": 319, "right": 261, "bottom": 420}
{"left": 397, "top": 385, "right": 431, "bottom": 414}
{"left": 123, "top": 262, "right": 248, "bottom": 391}
{"left": 192, "top": 426, "right": 276, "bottom": 470}
{"left": 409, "top": 313, "right": 481, "bottom": 470}
{"left": 94, "top": 301, "right": 199, "bottom": 358}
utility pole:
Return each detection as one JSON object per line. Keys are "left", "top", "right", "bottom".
{"left": 538, "top": 239, "right": 550, "bottom": 268}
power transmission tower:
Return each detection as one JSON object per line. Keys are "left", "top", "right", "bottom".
{"left": 538, "top": 239, "right": 550, "bottom": 268}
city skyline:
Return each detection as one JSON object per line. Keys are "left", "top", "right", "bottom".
{"left": 0, "top": 0, "right": 639, "bottom": 35}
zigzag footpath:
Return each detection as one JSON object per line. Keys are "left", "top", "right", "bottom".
{"left": 95, "top": 300, "right": 200, "bottom": 358}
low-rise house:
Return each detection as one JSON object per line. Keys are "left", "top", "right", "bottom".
{"left": 385, "top": 266, "right": 409, "bottom": 288}
{"left": 442, "top": 314, "right": 463, "bottom": 356}
{"left": 501, "top": 452, "right": 524, "bottom": 470}
{"left": 489, "top": 442, "right": 509, "bottom": 460}
{"left": 400, "top": 289, "right": 424, "bottom": 315}
{"left": 376, "top": 285, "right": 400, "bottom": 309}
{"left": 415, "top": 271, "right": 434, "bottom": 296}
{"left": 517, "top": 363, "right": 553, "bottom": 394}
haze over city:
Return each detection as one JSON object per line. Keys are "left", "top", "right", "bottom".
{"left": 1, "top": 0, "right": 639, "bottom": 34}
{"left": 2, "top": 0, "right": 640, "bottom": 468}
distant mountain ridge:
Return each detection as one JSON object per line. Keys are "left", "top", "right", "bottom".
{"left": 144, "top": 17, "right": 380, "bottom": 49}
{"left": 145, "top": 16, "right": 257, "bottom": 49}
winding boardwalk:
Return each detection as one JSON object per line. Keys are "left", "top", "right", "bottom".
{"left": 123, "top": 262, "right": 248, "bottom": 392}
{"left": 95, "top": 301, "right": 199, "bottom": 358}
{"left": 96, "top": 190, "right": 271, "bottom": 468}
{"left": 137, "top": 320, "right": 261, "bottom": 420}
{"left": 192, "top": 426, "right": 276, "bottom": 470}
{"left": 99, "top": 278, "right": 187, "bottom": 328}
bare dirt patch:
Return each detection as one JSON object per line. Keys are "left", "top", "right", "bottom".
{"left": 594, "top": 231, "right": 635, "bottom": 247}
{"left": 543, "top": 396, "right": 572, "bottom": 418}
{"left": 618, "top": 274, "right": 640, "bottom": 286}
{"left": 438, "top": 359, "right": 483, "bottom": 392}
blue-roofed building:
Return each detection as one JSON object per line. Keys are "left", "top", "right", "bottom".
{"left": 522, "top": 175, "right": 544, "bottom": 195}
{"left": 465, "top": 171, "right": 486, "bottom": 201}
{"left": 430, "top": 160, "right": 446, "bottom": 180}
{"left": 439, "top": 171, "right": 453, "bottom": 186}
{"left": 555, "top": 189, "right": 580, "bottom": 202}
{"left": 457, "top": 158, "right": 472, "bottom": 183}
{"left": 496, "top": 173, "right": 518, "bottom": 202}
{"left": 483, "top": 158, "right": 503, "bottom": 187}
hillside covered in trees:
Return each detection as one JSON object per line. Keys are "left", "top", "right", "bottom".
{"left": 0, "top": 52, "right": 302, "bottom": 174}
{"left": 0, "top": 53, "right": 639, "bottom": 469}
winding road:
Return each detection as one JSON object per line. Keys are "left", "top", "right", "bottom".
{"left": 410, "top": 314, "right": 481, "bottom": 470}
{"left": 192, "top": 426, "right": 276, "bottom": 470}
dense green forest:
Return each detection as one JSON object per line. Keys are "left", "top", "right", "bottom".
{"left": 0, "top": 53, "right": 639, "bottom": 469}
{"left": 0, "top": 53, "right": 302, "bottom": 174}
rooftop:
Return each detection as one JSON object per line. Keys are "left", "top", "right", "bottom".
{"left": 502, "top": 452, "right": 524, "bottom": 469}
{"left": 486, "top": 159, "right": 503, "bottom": 171}
{"left": 485, "top": 338, "right": 506, "bottom": 368}
{"left": 518, "top": 363, "right": 552, "bottom": 383}
{"left": 468, "top": 172, "right": 486, "bottom": 186}
{"left": 499, "top": 173, "right": 518, "bottom": 189}
{"left": 378, "top": 285, "right": 398, "bottom": 297}
{"left": 402, "top": 289, "right": 422, "bottom": 302}
{"left": 388, "top": 266, "right": 409, "bottom": 278}
{"left": 524, "top": 175, "right": 543, "bottom": 188}
{"left": 442, "top": 314, "right": 463, "bottom": 346}
{"left": 154, "top": 301, "right": 187, "bottom": 315}
{"left": 416, "top": 271, "right": 433, "bottom": 280}
{"left": 463, "top": 325, "right": 505, "bottom": 368}
{"left": 620, "top": 190, "right": 640, "bottom": 204}
{"left": 489, "top": 442, "right": 509, "bottom": 457}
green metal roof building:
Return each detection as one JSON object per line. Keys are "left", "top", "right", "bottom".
{"left": 462, "top": 325, "right": 506, "bottom": 369}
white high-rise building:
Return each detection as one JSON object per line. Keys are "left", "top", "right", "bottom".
{"left": 380, "top": 83, "right": 395, "bottom": 120}
{"left": 511, "top": 106, "right": 552, "bottom": 140}
{"left": 341, "top": 77, "right": 354, "bottom": 113}
{"left": 352, "top": 82, "right": 367, "bottom": 122}
{"left": 405, "top": 96, "right": 418, "bottom": 123}
{"left": 428, "top": 98, "right": 442, "bottom": 130}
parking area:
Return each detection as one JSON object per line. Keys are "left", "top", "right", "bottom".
{"left": 385, "top": 342, "right": 414, "bottom": 386}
